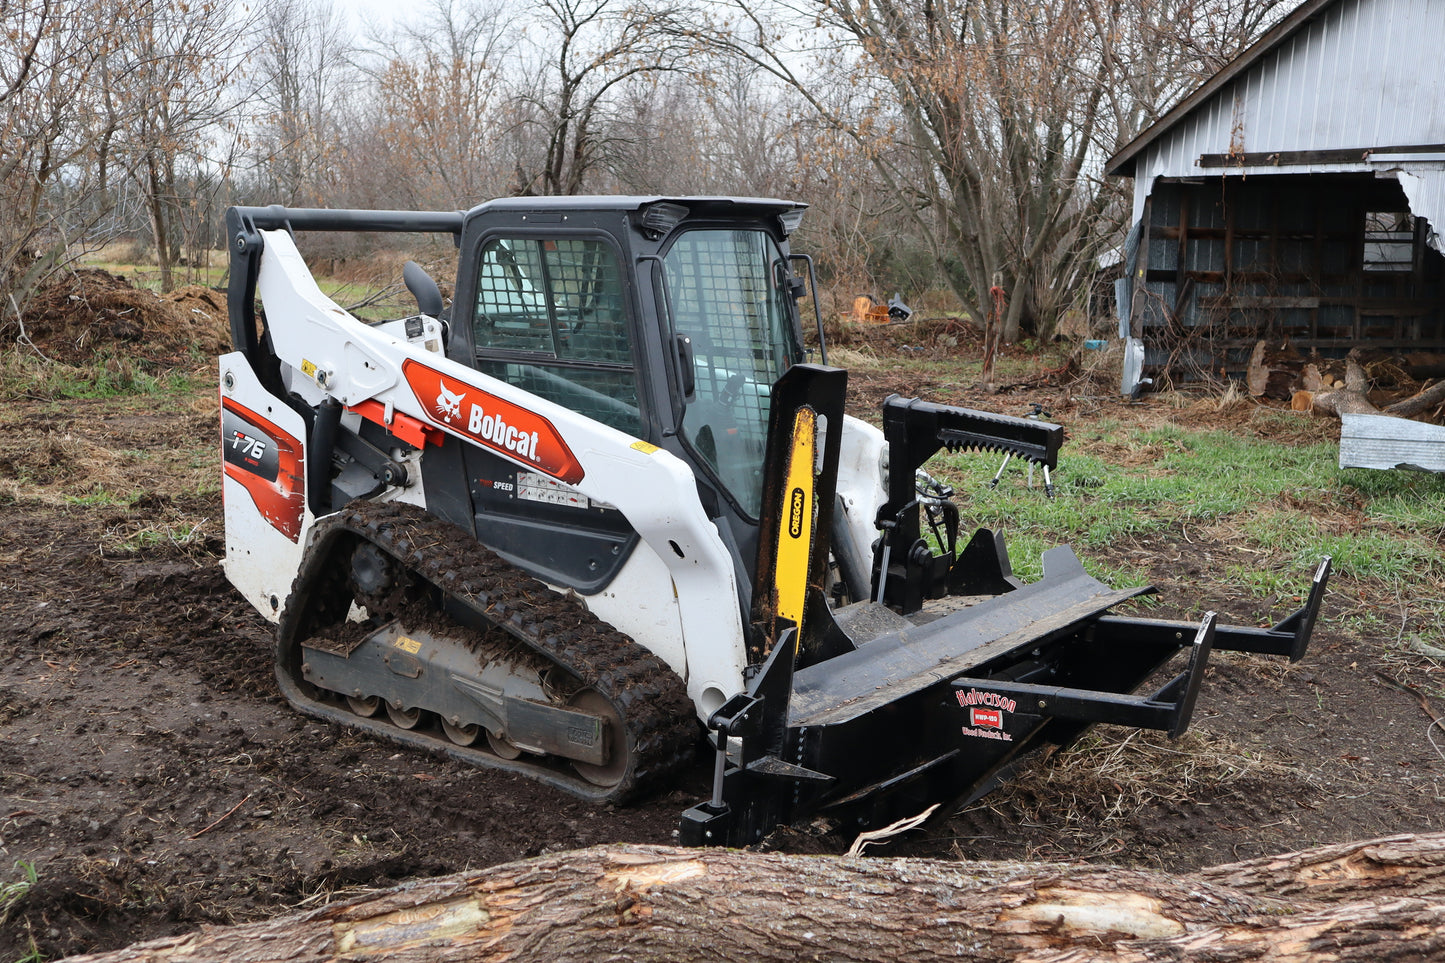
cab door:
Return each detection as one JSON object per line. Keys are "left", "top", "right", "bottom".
{"left": 447, "top": 222, "right": 649, "bottom": 593}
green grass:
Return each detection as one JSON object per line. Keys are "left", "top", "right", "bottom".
{"left": 0, "top": 861, "right": 36, "bottom": 924}
{"left": 1, "top": 861, "right": 43, "bottom": 961}
{"left": 925, "top": 411, "right": 1445, "bottom": 644}
{"left": 0, "top": 351, "right": 209, "bottom": 402}
{"left": 82, "top": 260, "right": 227, "bottom": 292}
{"left": 114, "top": 522, "right": 209, "bottom": 552}
{"left": 63, "top": 488, "right": 137, "bottom": 507}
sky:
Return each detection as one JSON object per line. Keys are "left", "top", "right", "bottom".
{"left": 329, "top": 0, "right": 404, "bottom": 35}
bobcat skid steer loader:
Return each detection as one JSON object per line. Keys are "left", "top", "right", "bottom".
{"left": 218, "top": 198, "right": 1330, "bottom": 847}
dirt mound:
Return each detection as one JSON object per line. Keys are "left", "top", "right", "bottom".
{"left": 19, "top": 269, "right": 230, "bottom": 365}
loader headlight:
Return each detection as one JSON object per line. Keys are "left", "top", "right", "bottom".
{"left": 778, "top": 208, "right": 805, "bottom": 235}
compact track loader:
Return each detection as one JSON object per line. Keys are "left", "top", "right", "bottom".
{"left": 220, "top": 198, "right": 1329, "bottom": 846}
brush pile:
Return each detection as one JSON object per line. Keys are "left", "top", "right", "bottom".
{"left": 7, "top": 270, "right": 229, "bottom": 366}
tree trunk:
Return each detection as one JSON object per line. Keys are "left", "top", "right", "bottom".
{"left": 144, "top": 152, "right": 174, "bottom": 294}
{"left": 63, "top": 833, "right": 1445, "bottom": 963}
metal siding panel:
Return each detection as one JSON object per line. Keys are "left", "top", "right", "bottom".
{"left": 1321, "top": 2, "right": 1353, "bottom": 147}
{"left": 1287, "top": 32, "right": 1310, "bottom": 148}
{"left": 1397, "top": 170, "right": 1445, "bottom": 251}
{"left": 1284, "top": 34, "right": 1302, "bottom": 148}
{"left": 1170, "top": 118, "right": 1190, "bottom": 173}
{"left": 1139, "top": 0, "right": 1443, "bottom": 173}
{"left": 1378, "top": 0, "right": 1400, "bottom": 141}
{"left": 1395, "top": 0, "right": 1422, "bottom": 140}
{"left": 1340, "top": 414, "right": 1445, "bottom": 473}
{"left": 1341, "top": 0, "right": 1369, "bottom": 148}
{"left": 1240, "top": 71, "right": 1257, "bottom": 155}
{"left": 1255, "top": 40, "right": 1277, "bottom": 146}
{"left": 1402, "top": 0, "right": 1444, "bottom": 135}
{"left": 1370, "top": 0, "right": 1393, "bottom": 148}
{"left": 1307, "top": 10, "right": 1333, "bottom": 147}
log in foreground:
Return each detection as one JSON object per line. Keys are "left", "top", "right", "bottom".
{"left": 65, "top": 833, "right": 1445, "bottom": 963}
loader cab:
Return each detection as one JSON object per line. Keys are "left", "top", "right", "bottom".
{"left": 439, "top": 196, "right": 808, "bottom": 610}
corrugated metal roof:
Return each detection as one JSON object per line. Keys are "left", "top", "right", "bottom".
{"left": 1108, "top": 0, "right": 1445, "bottom": 180}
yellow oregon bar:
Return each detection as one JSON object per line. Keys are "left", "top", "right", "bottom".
{"left": 774, "top": 406, "right": 817, "bottom": 631}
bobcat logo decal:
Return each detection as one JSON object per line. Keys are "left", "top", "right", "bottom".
{"left": 436, "top": 381, "right": 465, "bottom": 421}
{"left": 403, "top": 360, "right": 585, "bottom": 485}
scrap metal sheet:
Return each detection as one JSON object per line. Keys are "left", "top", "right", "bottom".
{"left": 1340, "top": 413, "right": 1445, "bottom": 473}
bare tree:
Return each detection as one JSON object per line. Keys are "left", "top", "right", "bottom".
{"left": 0, "top": 0, "right": 134, "bottom": 316}
{"left": 249, "top": 0, "right": 354, "bottom": 206}
{"left": 720, "top": 0, "right": 1291, "bottom": 341}
{"left": 510, "top": 0, "right": 702, "bottom": 195}
{"left": 352, "top": 0, "right": 514, "bottom": 209}
{"left": 109, "top": 0, "right": 249, "bottom": 292}
{"left": 604, "top": 74, "right": 712, "bottom": 193}
{"left": 605, "top": 63, "right": 799, "bottom": 198}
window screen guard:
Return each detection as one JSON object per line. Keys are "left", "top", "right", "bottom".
{"left": 665, "top": 229, "right": 803, "bottom": 518}
{"left": 472, "top": 236, "right": 640, "bottom": 435}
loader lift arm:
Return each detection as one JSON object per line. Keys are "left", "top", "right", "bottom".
{"left": 225, "top": 205, "right": 463, "bottom": 380}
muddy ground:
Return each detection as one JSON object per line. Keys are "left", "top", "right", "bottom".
{"left": 1, "top": 295, "right": 1443, "bottom": 958}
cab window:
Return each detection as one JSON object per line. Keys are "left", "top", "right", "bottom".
{"left": 471, "top": 236, "right": 640, "bottom": 435}
{"left": 664, "top": 228, "right": 803, "bottom": 518}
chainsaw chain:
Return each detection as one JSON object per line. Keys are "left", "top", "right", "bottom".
{"left": 287, "top": 500, "right": 698, "bottom": 803}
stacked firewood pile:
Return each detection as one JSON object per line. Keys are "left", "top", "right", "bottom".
{"left": 1244, "top": 342, "right": 1445, "bottom": 424}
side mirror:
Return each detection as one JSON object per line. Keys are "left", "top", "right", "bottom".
{"left": 403, "top": 261, "right": 444, "bottom": 317}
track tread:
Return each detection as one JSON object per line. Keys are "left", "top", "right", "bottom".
{"left": 279, "top": 501, "right": 697, "bottom": 803}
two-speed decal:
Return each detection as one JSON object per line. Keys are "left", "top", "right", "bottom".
{"left": 402, "top": 360, "right": 585, "bottom": 485}
{"left": 220, "top": 398, "right": 305, "bottom": 540}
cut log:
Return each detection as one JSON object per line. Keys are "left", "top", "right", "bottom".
{"left": 1311, "top": 358, "right": 1382, "bottom": 416}
{"left": 1246, "top": 340, "right": 1305, "bottom": 400}
{"left": 62, "top": 834, "right": 1445, "bottom": 963}
{"left": 1383, "top": 377, "right": 1445, "bottom": 419}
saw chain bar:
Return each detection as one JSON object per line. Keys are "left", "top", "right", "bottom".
{"left": 276, "top": 501, "right": 697, "bottom": 803}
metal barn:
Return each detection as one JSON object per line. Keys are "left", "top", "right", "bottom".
{"left": 1108, "top": 0, "right": 1445, "bottom": 394}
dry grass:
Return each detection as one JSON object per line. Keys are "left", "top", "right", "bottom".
{"left": 825, "top": 345, "right": 882, "bottom": 368}
{"left": 957, "top": 727, "right": 1314, "bottom": 839}
{"left": 0, "top": 389, "right": 220, "bottom": 556}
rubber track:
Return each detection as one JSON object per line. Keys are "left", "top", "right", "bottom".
{"left": 280, "top": 501, "right": 697, "bottom": 804}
